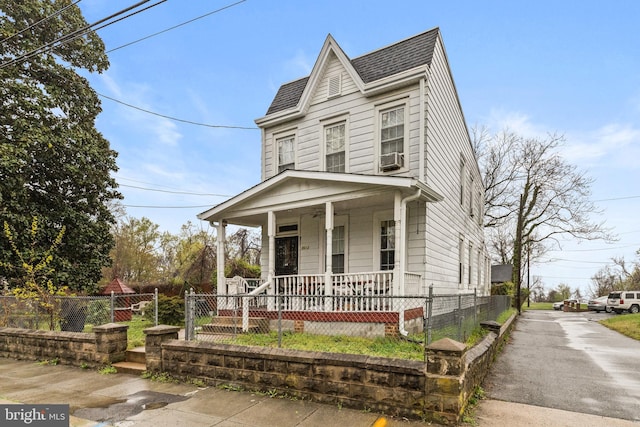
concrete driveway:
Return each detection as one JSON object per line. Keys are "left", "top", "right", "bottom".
{"left": 481, "top": 309, "right": 640, "bottom": 422}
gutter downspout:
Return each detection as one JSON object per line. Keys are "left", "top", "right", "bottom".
{"left": 398, "top": 188, "right": 422, "bottom": 336}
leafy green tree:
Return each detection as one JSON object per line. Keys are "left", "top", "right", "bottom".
{"left": 106, "top": 217, "right": 162, "bottom": 288}
{"left": 0, "top": 1, "right": 120, "bottom": 292}
{"left": 1, "top": 217, "right": 68, "bottom": 329}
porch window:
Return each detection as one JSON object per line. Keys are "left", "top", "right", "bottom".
{"left": 325, "top": 122, "right": 345, "bottom": 173}
{"left": 381, "top": 107, "right": 404, "bottom": 157}
{"left": 380, "top": 220, "right": 395, "bottom": 270}
{"left": 277, "top": 136, "right": 295, "bottom": 173}
{"left": 332, "top": 225, "right": 345, "bottom": 273}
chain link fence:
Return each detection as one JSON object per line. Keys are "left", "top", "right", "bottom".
{"left": 183, "top": 289, "right": 511, "bottom": 359}
{"left": 0, "top": 291, "right": 158, "bottom": 347}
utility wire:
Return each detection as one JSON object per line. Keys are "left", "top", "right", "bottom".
{"left": 123, "top": 204, "right": 214, "bottom": 209}
{"left": 120, "top": 183, "right": 230, "bottom": 197}
{"left": 0, "top": 0, "right": 83, "bottom": 45}
{"left": 106, "top": 0, "right": 247, "bottom": 53}
{"left": 98, "top": 92, "right": 258, "bottom": 130}
{"left": 0, "top": 0, "right": 163, "bottom": 70}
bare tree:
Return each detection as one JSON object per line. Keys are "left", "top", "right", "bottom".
{"left": 588, "top": 265, "right": 619, "bottom": 297}
{"left": 475, "top": 129, "right": 613, "bottom": 312}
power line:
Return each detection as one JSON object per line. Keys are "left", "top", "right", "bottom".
{"left": 98, "top": 92, "right": 258, "bottom": 130}
{"left": 0, "top": 0, "right": 83, "bottom": 45}
{"left": 0, "top": 0, "right": 164, "bottom": 70}
{"left": 106, "top": 0, "right": 247, "bottom": 54}
{"left": 123, "top": 204, "right": 214, "bottom": 209}
{"left": 594, "top": 195, "right": 640, "bottom": 202}
{"left": 120, "top": 183, "right": 230, "bottom": 197}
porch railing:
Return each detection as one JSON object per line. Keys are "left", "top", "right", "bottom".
{"left": 220, "top": 271, "right": 421, "bottom": 313}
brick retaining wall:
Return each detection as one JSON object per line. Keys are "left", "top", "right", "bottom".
{"left": 145, "top": 313, "right": 517, "bottom": 424}
{"left": 0, "top": 323, "right": 128, "bottom": 367}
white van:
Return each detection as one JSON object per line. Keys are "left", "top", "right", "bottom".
{"left": 607, "top": 291, "right": 640, "bottom": 314}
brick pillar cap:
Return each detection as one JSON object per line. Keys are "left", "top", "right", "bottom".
{"left": 144, "top": 325, "right": 181, "bottom": 335}
{"left": 426, "top": 337, "right": 466, "bottom": 352}
{"left": 93, "top": 323, "right": 129, "bottom": 332}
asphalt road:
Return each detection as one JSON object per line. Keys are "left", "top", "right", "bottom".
{"left": 482, "top": 309, "right": 640, "bottom": 422}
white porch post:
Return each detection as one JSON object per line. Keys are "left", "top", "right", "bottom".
{"left": 216, "top": 221, "right": 226, "bottom": 292}
{"left": 324, "top": 201, "right": 334, "bottom": 311}
{"left": 393, "top": 191, "right": 402, "bottom": 299}
{"left": 267, "top": 210, "right": 276, "bottom": 310}
{"left": 216, "top": 221, "right": 227, "bottom": 312}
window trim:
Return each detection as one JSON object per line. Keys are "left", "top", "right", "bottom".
{"left": 321, "top": 215, "right": 349, "bottom": 274}
{"left": 321, "top": 116, "right": 349, "bottom": 173}
{"left": 373, "top": 210, "right": 395, "bottom": 271}
{"left": 274, "top": 132, "right": 296, "bottom": 174}
{"left": 375, "top": 100, "right": 409, "bottom": 174}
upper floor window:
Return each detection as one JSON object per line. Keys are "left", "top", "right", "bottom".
{"left": 380, "top": 106, "right": 405, "bottom": 171}
{"left": 277, "top": 135, "right": 295, "bottom": 173}
{"left": 325, "top": 122, "right": 345, "bottom": 173}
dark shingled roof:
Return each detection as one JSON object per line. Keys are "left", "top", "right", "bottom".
{"left": 264, "top": 28, "right": 439, "bottom": 116}
{"left": 266, "top": 76, "right": 309, "bottom": 115}
{"left": 351, "top": 28, "right": 438, "bottom": 83}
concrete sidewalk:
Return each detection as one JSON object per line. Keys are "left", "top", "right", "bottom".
{"left": 1, "top": 357, "right": 637, "bottom": 427}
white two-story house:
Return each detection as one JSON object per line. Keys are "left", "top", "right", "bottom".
{"left": 198, "top": 28, "right": 489, "bottom": 333}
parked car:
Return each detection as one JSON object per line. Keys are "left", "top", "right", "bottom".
{"left": 607, "top": 291, "right": 640, "bottom": 314}
{"left": 587, "top": 296, "right": 611, "bottom": 313}
{"left": 553, "top": 299, "right": 578, "bottom": 311}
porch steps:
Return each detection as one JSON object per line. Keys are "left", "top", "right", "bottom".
{"left": 199, "top": 316, "right": 270, "bottom": 335}
{"left": 113, "top": 346, "right": 146, "bottom": 375}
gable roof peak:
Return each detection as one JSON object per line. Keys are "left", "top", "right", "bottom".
{"left": 259, "top": 27, "right": 441, "bottom": 119}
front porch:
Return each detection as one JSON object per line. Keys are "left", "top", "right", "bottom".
{"left": 220, "top": 270, "right": 422, "bottom": 312}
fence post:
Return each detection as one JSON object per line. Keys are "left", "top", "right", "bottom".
{"left": 457, "top": 294, "right": 462, "bottom": 342}
{"left": 242, "top": 294, "right": 249, "bottom": 333}
{"left": 188, "top": 288, "right": 196, "bottom": 341}
{"left": 184, "top": 291, "right": 189, "bottom": 341}
{"left": 110, "top": 291, "right": 115, "bottom": 323}
{"left": 277, "top": 294, "right": 283, "bottom": 348}
{"left": 473, "top": 288, "right": 478, "bottom": 326}
{"left": 427, "top": 284, "right": 433, "bottom": 345}
{"left": 154, "top": 288, "right": 158, "bottom": 326}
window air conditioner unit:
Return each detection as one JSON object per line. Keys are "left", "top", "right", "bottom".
{"left": 380, "top": 152, "right": 404, "bottom": 171}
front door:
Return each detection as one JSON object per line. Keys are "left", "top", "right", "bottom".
{"left": 275, "top": 236, "right": 298, "bottom": 276}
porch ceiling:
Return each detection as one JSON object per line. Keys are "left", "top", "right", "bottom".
{"left": 198, "top": 170, "right": 443, "bottom": 227}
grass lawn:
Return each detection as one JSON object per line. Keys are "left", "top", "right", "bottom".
{"left": 599, "top": 313, "right": 640, "bottom": 341}
{"left": 524, "top": 302, "right": 554, "bottom": 310}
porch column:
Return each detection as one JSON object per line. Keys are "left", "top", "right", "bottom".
{"left": 216, "top": 221, "right": 226, "bottom": 293}
{"left": 267, "top": 210, "right": 276, "bottom": 311}
{"left": 393, "top": 192, "right": 402, "bottom": 299}
{"left": 324, "top": 202, "right": 334, "bottom": 311}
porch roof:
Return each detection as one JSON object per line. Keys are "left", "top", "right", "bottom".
{"left": 197, "top": 170, "right": 443, "bottom": 227}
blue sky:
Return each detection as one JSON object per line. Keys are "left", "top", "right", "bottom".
{"left": 78, "top": 0, "right": 640, "bottom": 296}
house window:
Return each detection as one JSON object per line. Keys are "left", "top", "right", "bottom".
{"left": 325, "top": 122, "right": 345, "bottom": 173}
{"left": 459, "top": 158, "right": 465, "bottom": 206}
{"left": 277, "top": 136, "right": 295, "bottom": 173}
{"left": 332, "top": 225, "right": 345, "bottom": 273}
{"left": 380, "top": 220, "right": 395, "bottom": 270}
{"left": 469, "top": 176, "right": 474, "bottom": 217}
{"left": 468, "top": 243, "right": 473, "bottom": 286}
{"left": 380, "top": 106, "right": 404, "bottom": 162}
{"left": 458, "top": 238, "right": 464, "bottom": 285}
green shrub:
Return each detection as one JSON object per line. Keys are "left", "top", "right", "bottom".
{"left": 146, "top": 294, "right": 184, "bottom": 326}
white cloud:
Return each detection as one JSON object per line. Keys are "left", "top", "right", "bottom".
{"left": 563, "top": 123, "right": 640, "bottom": 168}
{"left": 284, "top": 49, "right": 313, "bottom": 76}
